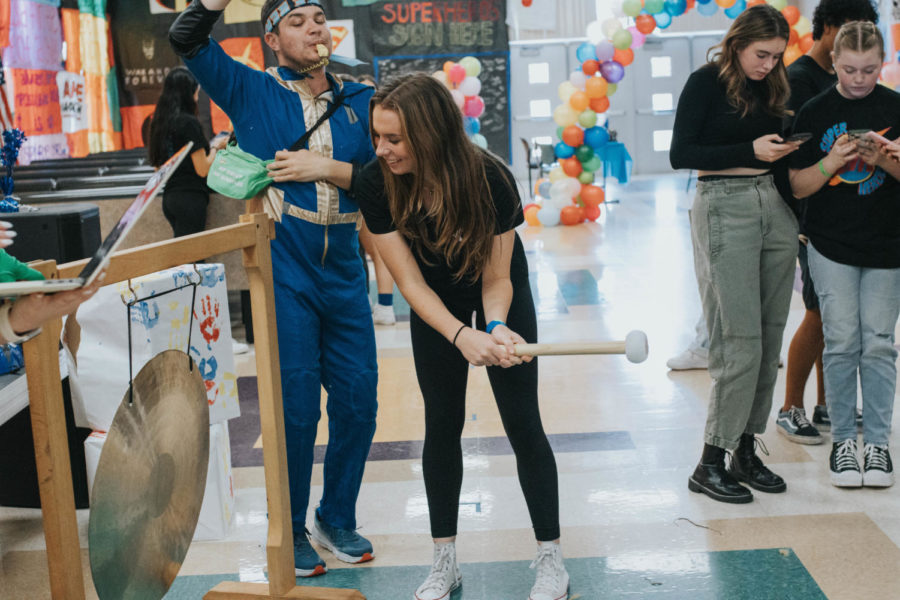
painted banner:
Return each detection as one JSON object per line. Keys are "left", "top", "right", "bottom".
{"left": 57, "top": 70, "right": 90, "bottom": 156}
{"left": 4, "top": 0, "right": 63, "bottom": 71}
{"left": 0, "top": 0, "right": 10, "bottom": 49}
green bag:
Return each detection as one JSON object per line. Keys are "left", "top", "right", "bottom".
{"left": 207, "top": 144, "right": 273, "bottom": 200}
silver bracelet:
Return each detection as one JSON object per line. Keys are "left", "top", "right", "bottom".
{"left": 0, "top": 301, "right": 41, "bottom": 344}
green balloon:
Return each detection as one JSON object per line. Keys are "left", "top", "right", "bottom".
{"left": 612, "top": 29, "right": 632, "bottom": 50}
{"left": 622, "top": 0, "right": 642, "bottom": 17}
{"left": 644, "top": 0, "right": 664, "bottom": 13}
{"left": 582, "top": 156, "right": 603, "bottom": 173}
{"left": 578, "top": 109, "right": 598, "bottom": 128}
{"left": 578, "top": 171, "right": 595, "bottom": 184}
{"left": 607, "top": 83, "right": 618, "bottom": 97}
{"left": 556, "top": 126, "right": 565, "bottom": 140}
{"left": 575, "top": 144, "right": 594, "bottom": 163}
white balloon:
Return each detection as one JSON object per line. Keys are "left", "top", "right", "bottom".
{"left": 537, "top": 207, "right": 561, "bottom": 227}
{"left": 459, "top": 76, "right": 482, "bottom": 97}
{"left": 585, "top": 20, "right": 605, "bottom": 44}
{"left": 551, "top": 196, "right": 572, "bottom": 211}
{"left": 471, "top": 133, "right": 488, "bottom": 149}
{"left": 602, "top": 17, "right": 623, "bottom": 38}
{"left": 569, "top": 71, "right": 587, "bottom": 90}
{"left": 550, "top": 180, "right": 571, "bottom": 202}
{"left": 450, "top": 89, "right": 465, "bottom": 109}
{"left": 561, "top": 177, "right": 582, "bottom": 198}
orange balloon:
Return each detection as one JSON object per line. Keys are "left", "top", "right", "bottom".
{"left": 561, "top": 125, "right": 584, "bottom": 147}
{"left": 580, "top": 185, "right": 605, "bottom": 207}
{"left": 583, "top": 204, "right": 601, "bottom": 221}
{"left": 585, "top": 76, "right": 608, "bottom": 99}
{"left": 781, "top": 5, "right": 800, "bottom": 26}
{"left": 788, "top": 28, "right": 798, "bottom": 47}
{"left": 560, "top": 205, "right": 583, "bottom": 226}
{"left": 746, "top": 0, "right": 765, "bottom": 5}
{"left": 443, "top": 61, "right": 455, "bottom": 74}
{"left": 589, "top": 96, "right": 610, "bottom": 113}
{"left": 714, "top": 0, "right": 735, "bottom": 8}
{"left": 799, "top": 32, "right": 814, "bottom": 53}
{"left": 635, "top": 14, "right": 656, "bottom": 35}
{"left": 686, "top": 0, "right": 695, "bottom": 9}
{"left": 569, "top": 91, "right": 590, "bottom": 112}
{"left": 613, "top": 48, "right": 634, "bottom": 67}
{"left": 524, "top": 205, "right": 541, "bottom": 226}
{"left": 783, "top": 44, "right": 802, "bottom": 67}
{"left": 582, "top": 59, "right": 600, "bottom": 76}
{"left": 561, "top": 157, "right": 583, "bottom": 178}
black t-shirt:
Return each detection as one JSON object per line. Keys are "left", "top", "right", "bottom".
{"left": 787, "top": 55, "right": 836, "bottom": 114}
{"left": 670, "top": 63, "right": 784, "bottom": 171}
{"left": 354, "top": 157, "right": 528, "bottom": 303}
{"left": 791, "top": 85, "right": 900, "bottom": 268}
{"left": 782, "top": 55, "right": 837, "bottom": 222}
{"left": 164, "top": 113, "right": 210, "bottom": 193}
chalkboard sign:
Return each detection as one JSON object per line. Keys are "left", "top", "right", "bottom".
{"left": 375, "top": 52, "right": 510, "bottom": 162}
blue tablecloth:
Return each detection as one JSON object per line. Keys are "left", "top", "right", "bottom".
{"left": 596, "top": 142, "right": 632, "bottom": 185}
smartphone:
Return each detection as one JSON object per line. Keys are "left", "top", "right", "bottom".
{"left": 784, "top": 132, "right": 812, "bottom": 143}
{"left": 866, "top": 131, "right": 892, "bottom": 145}
{"left": 847, "top": 128, "right": 871, "bottom": 139}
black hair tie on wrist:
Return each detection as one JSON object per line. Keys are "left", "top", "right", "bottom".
{"left": 452, "top": 324, "right": 467, "bottom": 347}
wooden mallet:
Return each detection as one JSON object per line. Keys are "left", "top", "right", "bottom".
{"left": 509, "top": 330, "right": 649, "bottom": 363}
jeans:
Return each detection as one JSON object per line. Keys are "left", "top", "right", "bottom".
{"left": 691, "top": 175, "right": 798, "bottom": 450}
{"left": 807, "top": 243, "right": 900, "bottom": 445}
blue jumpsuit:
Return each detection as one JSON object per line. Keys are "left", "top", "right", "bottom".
{"left": 184, "top": 40, "right": 377, "bottom": 533}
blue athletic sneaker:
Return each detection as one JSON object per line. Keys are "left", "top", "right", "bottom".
{"left": 294, "top": 530, "right": 327, "bottom": 577}
{"left": 311, "top": 511, "right": 374, "bottom": 564}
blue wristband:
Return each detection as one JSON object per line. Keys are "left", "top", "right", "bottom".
{"left": 486, "top": 320, "right": 506, "bottom": 334}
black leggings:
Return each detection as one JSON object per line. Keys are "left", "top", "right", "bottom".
{"left": 162, "top": 189, "right": 208, "bottom": 238}
{"left": 409, "top": 281, "right": 560, "bottom": 541}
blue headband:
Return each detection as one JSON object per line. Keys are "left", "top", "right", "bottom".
{"left": 264, "top": 1, "right": 325, "bottom": 33}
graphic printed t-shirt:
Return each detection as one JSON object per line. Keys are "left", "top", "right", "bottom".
{"left": 791, "top": 85, "right": 900, "bottom": 267}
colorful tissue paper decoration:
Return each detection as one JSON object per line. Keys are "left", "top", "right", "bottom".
{"left": 433, "top": 56, "right": 488, "bottom": 149}
{"left": 0, "top": 128, "right": 27, "bottom": 213}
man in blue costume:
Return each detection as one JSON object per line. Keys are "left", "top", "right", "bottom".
{"left": 169, "top": 0, "right": 377, "bottom": 577}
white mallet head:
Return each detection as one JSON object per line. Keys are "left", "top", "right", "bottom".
{"left": 625, "top": 330, "right": 649, "bottom": 363}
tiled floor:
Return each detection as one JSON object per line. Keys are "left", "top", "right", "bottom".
{"left": 3, "top": 174, "right": 899, "bottom": 599}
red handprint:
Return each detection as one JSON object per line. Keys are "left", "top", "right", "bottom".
{"left": 196, "top": 295, "right": 221, "bottom": 346}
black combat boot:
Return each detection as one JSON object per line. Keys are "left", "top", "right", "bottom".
{"left": 688, "top": 443, "right": 753, "bottom": 504}
{"left": 728, "top": 433, "right": 787, "bottom": 493}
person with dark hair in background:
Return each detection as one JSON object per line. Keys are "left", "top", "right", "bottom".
{"left": 775, "top": 0, "right": 877, "bottom": 445}
{"left": 354, "top": 73, "right": 568, "bottom": 600}
{"left": 147, "top": 66, "right": 227, "bottom": 238}
{"left": 671, "top": 5, "right": 804, "bottom": 504}
{"left": 170, "top": 0, "right": 378, "bottom": 579}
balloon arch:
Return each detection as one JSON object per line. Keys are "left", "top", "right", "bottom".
{"left": 518, "top": 0, "right": 811, "bottom": 227}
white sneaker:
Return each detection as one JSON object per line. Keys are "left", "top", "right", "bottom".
{"left": 529, "top": 542, "right": 569, "bottom": 600}
{"left": 372, "top": 304, "right": 396, "bottom": 326}
{"left": 232, "top": 339, "right": 250, "bottom": 355}
{"left": 414, "top": 542, "right": 461, "bottom": 600}
{"left": 830, "top": 439, "right": 862, "bottom": 488}
{"left": 666, "top": 348, "right": 708, "bottom": 370}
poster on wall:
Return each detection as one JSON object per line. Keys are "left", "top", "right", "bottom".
{"left": 57, "top": 70, "right": 89, "bottom": 156}
{"left": 110, "top": 0, "right": 510, "bottom": 158}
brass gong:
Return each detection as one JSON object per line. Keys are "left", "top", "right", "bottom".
{"left": 88, "top": 350, "right": 210, "bottom": 600}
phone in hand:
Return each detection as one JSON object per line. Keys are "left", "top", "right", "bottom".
{"left": 784, "top": 132, "right": 812, "bottom": 143}
{"left": 866, "top": 130, "right": 892, "bottom": 146}
{"left": 848, "top": 129, "right": 875, "bottom": 150}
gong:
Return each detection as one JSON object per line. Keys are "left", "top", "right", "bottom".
{"left": 88, "top": 350, "right": 210, "bottom": 600}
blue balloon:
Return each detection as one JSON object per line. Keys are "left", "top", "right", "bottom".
{"left": 576, "top": 42, "right": 597, "bottom": 63}
{"left": 554, "top": 142, "right": 575, "bottom": 160}
{"left": 654, "top": 11, "right": 672, "bottom": 28}
{"left": 695, "top": 0, "right": 712, "bottom": 4}
{"left": 724, "top": 0, "right": 745, "bottom": 18}
{"left": 538, "top": 181, "right": 551, "bottom": 198}
{"left": 464, "top": 117, "right": 481, "bottom": 135}
{"left": 665, "top": 0, "right": 687, "bottom": 16}
{"left": 697, "top": 0, "right": 718, "bottom": 15}
{"left": 584, "top": 126, "right": 609, "bottom": 149}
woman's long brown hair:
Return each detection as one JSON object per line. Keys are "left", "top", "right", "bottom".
{"left": 708, "top": 4, "right": 791, "bottom": 117}
{"left": 370, "top": 73, "right": 512, "bottom": 283}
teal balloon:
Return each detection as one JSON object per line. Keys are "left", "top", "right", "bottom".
{"left": 582, "top": 156, "right": 603, "bottom": 173}
{"left": 655, "top": 11, "right": 672, "bottom": 28}
{"left": 575, "top": 145, "right": 594, "bottom": 163}
{"left": 584, "top": 126, "right": 609, "bottom": 148}
{"left": 554, "top": 142, "right": 575, "bottom": 159}
{"left": 698, "top": 1, "right": 718, "bottom": 15}
{"left": 644, "top": 0, "right": 664, "bottom": 13}
{"left": 578, "top": 109, "right": 598, "bottom": 128}
{"left": 724, "top": 0, "right": 745, "bottom": 18}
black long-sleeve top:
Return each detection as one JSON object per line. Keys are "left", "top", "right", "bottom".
{"left": 670, "top": 63, "right": 783, "bottom": 171}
